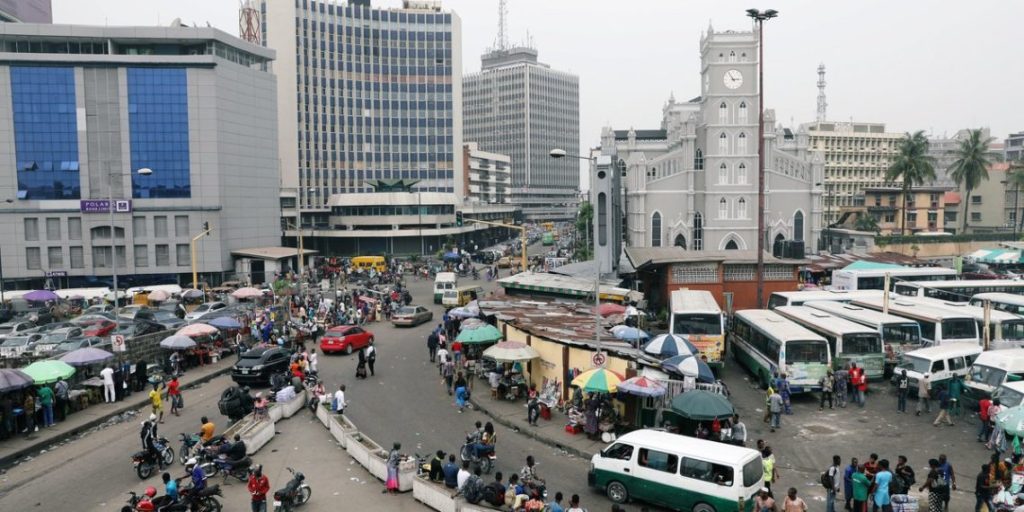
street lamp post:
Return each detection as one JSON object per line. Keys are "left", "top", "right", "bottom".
{"left": 550, "top": 148, "right": 605, "bottom": 362}
{"left": 109, "top": 168, "right": 152, "bottom": 318}
{"left": 746, "top": 8, "right": 779, "bottom": 308}
{"left": 0, "top": 199, "right": 11, "bottom": 302}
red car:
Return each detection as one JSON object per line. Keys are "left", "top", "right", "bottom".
{"left": 81, "top": 319, "right": 117, "bottom": 337}
{"left": 319, "top": 325, "right": 374, "bottom": 355}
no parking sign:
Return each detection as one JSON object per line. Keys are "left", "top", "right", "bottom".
{"left": 111, "top": 335, "right": 126, "bottom": 353}
{"left": 592, "top": 351, "right": 606, "bottom": 367}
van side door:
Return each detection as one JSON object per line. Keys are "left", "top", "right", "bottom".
{"left": 633, "top": 447, "right": 680, "bottom": 508}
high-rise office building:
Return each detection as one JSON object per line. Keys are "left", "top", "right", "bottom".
{"left": 1006, "top": 131, "right": 1024, "bottom": 162}
{"left": 463, "top": 42, "right": 579, "bottom": 221}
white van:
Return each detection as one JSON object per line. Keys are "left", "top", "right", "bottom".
{"left": 963, "top": 349, "right": 1024, "bottom": 407}
{"left": 433, "top": 272, "right": 457, "bottom": 304}
{"left": 589, "top": 429, "right": 763, "bottom": 511}
{"left": 993, "top": 381, "right": 1024, "bottom": 409}
{"left": 893, "top": 344, "right": 983, "bottom": 395}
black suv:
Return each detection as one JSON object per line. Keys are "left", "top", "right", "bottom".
{"left": 231, "top": 347, "right": 291, "bottom": 386}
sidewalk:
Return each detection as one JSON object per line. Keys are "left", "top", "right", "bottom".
{"left": 0, "top": 358, "right": 234, "bottom": 468}
{"left": 469, "top": 394, "right": 605, "bottom": 460}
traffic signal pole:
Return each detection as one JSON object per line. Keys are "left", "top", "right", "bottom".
{"left": 191, "top": 222, "right": 212, "bottom": 299}
{"left": 464, "top": 218, "right": 528, "bottom": 273}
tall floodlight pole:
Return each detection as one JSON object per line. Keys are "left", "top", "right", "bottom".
{"left": 746, "top": 8, "right": 778, "bottom": 308}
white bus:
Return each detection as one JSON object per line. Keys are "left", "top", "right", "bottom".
{"left": 729, "top": 309, "right": 831, "bottom": 392}
{"left": 803, "top": 301, "right": 923, "bottom": 374}
{"left": 668, "top": 290, "right": 726, "bottom": 368}
{"left": 775, "top": 306, "right": 885, "bottom": 380}
{"left": 970, "top": 292, "right": 1024, "bottom": 316}
{"left": 832, "top": 266, "right": 956, "bottom": 291}
{"left": 850, "top": 296, "right": 980, "bottom": 346}
{"left": 766, "top": 290, "right": 885, "bottom": 309}
{"left": 893, "top": 279, "right": 1024, "bottom": 302}
{"left": 902, "top": 296, "right": 1024, "bottom": 349}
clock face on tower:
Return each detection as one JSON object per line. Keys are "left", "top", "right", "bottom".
{"left": 723, "top": 69, "right": 743, "bottom": 89}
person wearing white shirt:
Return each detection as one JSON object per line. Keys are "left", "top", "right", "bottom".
{"left": 333, "top": 384, "right": 347, "bottom": 414}
{"left": 308, "top": 349, "right": 319, "bottom": 373}
{"left": 456, "top": 461, "right": 471, "bottom": 490}
{"left": 100, "top": 366, "right": 115, "bottom": 403}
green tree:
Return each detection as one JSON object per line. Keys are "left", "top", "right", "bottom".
{"left": 575, "top": 201, "right": 593, "bottom": 260}
{"left": 1008, "top": 160, "right": 1024, "bottom": 232}
{"left": 884, "top": 131, "right": 936, "bottom": 235}
{"left": 948, "top": 128, "right": 996, "bottom": 233}
{"left": 854, "top": 213, "right": 880, "bottom": 234}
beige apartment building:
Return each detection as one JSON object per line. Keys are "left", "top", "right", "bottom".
{"left": 864, "top": 187, "right": 952, "bottom": 235}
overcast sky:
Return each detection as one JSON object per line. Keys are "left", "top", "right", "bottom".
{"left": 55, "top": 0, "right": 1023, "bottom": 157}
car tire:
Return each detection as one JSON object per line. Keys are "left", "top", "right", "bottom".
{"left": 606, "top": 481, "right": 628, "bottom": 504}
{"left": 345, "top": 344, "right": 353, "bottom": 355}
{"left": 693, "top": 503, "right": 716, "bottom": 512}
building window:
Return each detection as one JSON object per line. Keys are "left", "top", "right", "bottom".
{"left": 69, "top": 246, "right": 83, "bottom": 268}
{"left": 907, "top": 212, "right": 918, "bottom": 224}
{"left": 154, "top": 216, "right": 168, "bottom": 238}
{"left": 651, "top": 212, "right": 662, "bottom": 247}
{"left": 719, "top": 163, "right": 729, "bottom": 184}
{"left": 694, "top": 148, "right": 704, "bottom": 170}
{"left": 724, "top": 239, "right": 740, "bottom": 250}
{"left": 884, "top": 213, "right": 896, "bottom": 223}
{"left": 176, "top": 244, "right": 189, "bottom": 266}
{"left": 737, "top": 163, "right": 747, "bottom": 185}
{"left": 91, "top": 246, "right": 111, "bottom": 269}
{"left": 128, "top": 68, "right": 191, "bottom": 198}
{"left": 133, "top": 216, "right": 147, "bottom": 238}
{"left": 971, "top": 212, "right": 982, "bottom": 222}
{"left": 45, "top": 218, "right": 61, "bottom": 240}
{"left": 47, "top": 247, "right": 62, "bottom": 268}
{"left": 674, "top": 234, "right": 687, "bottom": 248}
{"left": 719, "top": 133, "right": 728, "bottom": 154}
{"left": 972, "top": 195, "right": 982, "bottom": 205}
{"left": 738, "top": 101, "right": 748, "bottom": 123}
{"left": 155, "top": 244, "right": 170, "bottom": 266}
{"left": 67, "top": 217, "right": 81, "bottom": 240}
{"left": 719, "top": 198, "right": 729, "bottom": 219}
{"left": 12, "top": 67, "right": 81, "bottom": 200}
{"left": 134, "top": 244, "right": 148, "bottom": 267}
{"left": 738, "top": 198, "right": 748, "bottom": 219}
{"left": 597, "top": 192, "right": 607, "bottom": 246}
{"left": 927, "top": 212, "right": 938, "bottom": 222}
{"left": 24, "top": 218, "right": 38, "bottom": 241}
{"left": 26, "top": 247, "right": 40, "bottom": 270}
{"left": 737, "top": 132, "right": 748, "bottom": 154}
{"left": 174, "top": 215, "right": 189, "bottom": 237}
{"left": 692, "top": 212, "right": 704, "bottom": 250}
{"left": 719, "top": 102, "right": 728, "bottom": 124}
{"left": 728, "top": 50, "right": 736, "bottom": 63}
{"left": 794, "top": 211, "right": 804, "bottom": 241}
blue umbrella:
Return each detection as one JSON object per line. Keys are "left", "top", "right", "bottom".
{"left": 207, "top": 316, "right": 242, "bottom": 329}
{"left": 0, "top": 369, "right": 34, "bottom": 392}
{"left": 643, "top": 334, "right": 699, "bottom": 358}
{"left": 662, "top": 354, "right": 715, "bottom": 383}
{"left": 611, "top": 326, "right": 649, "bottom": 342}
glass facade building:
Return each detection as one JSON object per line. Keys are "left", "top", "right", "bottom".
{"left": 12, "top": 66, "right": 80, "bottom": 199}
{"left": 127, "top": 67, "right": 191, "bottom": 198}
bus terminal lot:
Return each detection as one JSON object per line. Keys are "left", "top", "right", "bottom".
{"left": 718, "top": 352, "right": 983, "bottom": 510}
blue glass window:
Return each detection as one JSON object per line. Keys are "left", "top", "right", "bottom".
{"left": 12, "top": 66, "right": 80, "bottom": 200}
{"left": 128, "top": 68, "right": 191, "bottom": 198}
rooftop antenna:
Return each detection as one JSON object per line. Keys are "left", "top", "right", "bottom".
{"left": 496, "top": 0, "right": 509, "bottom": 51}
{"left": 816, "top": 63, "right": 827, "bottom": 123}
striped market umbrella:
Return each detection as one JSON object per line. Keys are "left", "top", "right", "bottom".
{"left": 662, "top": 354, "right": 715, "bottom": 383}
{"left": 455, "top": 324, "right": 503, "bottom": 344}
{"left": 643, "top": 334, "right": 699, "bottom": 358}
{"left": 571, "top": 368, "right": 625, "bottom": 393}
{"left": 616, "top": 376, "right": 667, "bottom": 397}
{"left": 482, "top": 341, "right": 540, "bottom": 363}
{"left": 21, "top": 360, "right": 76, "bottom": 385}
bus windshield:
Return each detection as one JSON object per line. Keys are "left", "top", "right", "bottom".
{"left": 842, "top": 333, "right": 881, "bottom": 355}
{"left": 941, "top": 319, "right": 977, "bottom": 341}
{"left": 969, "top": 365, "right": 1007, "bottom": 388}
{"left": 672, "top": 314, "right": 723, "bottom": 336}
{"left": 882, "top": 323, "right": 921, "bottom": 344}
{"left": 785, "top": 341, "right": 829, "bottom": 364}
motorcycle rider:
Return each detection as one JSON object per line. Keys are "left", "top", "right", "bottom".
{"left": 199, "top": 416, "right": 216, "bottom": 445}
{"left": 162, "top": 472, "right": 179, "bottom": 503}
{"left": 470, "top": 422, "right": 496, "bottom": 458}
{"left": 184, "top": 458, "right": 207, "bottom": 493}
{"left": 247, "top": 464, "right": 270, "bottom": 512}
{"left": 218, "top": 434, "right": 247, "bottom": 465}
{"left": 519, "top": 455, "right": 546, "bottom": 499}
{"left": 141, "top": 413, "right": 163, "bottom": 469}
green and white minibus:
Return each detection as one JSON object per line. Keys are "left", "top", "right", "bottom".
{"left": 669, "top": 290, "right": 726, "bottom": 368}
{"left": 775, "top": 306, "right": 885, "bottom": 380}
{"left": 903, "top": 296, "right": 1024, "bottom": 349}
{"left": 970, "top": 292, "right": 1024, "bottom": 316}
{"left": 803, "top": 300, "right": 923, "bottom": 375}
{"left": 766, "top": 289, "right": 884, "bottom": 309}
{"left": 589, "top": 429, "right": 763, "bottom": 512}
{"left": 893, "top": 279, "right": 1024, "bottom": 302}
{"left": 850, "top": 296, "right": 980, "bottom": 347}
{"left": 729, "top": 309, "right": 831, "bottom": 392}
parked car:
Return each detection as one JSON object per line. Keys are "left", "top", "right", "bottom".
{"left": 319, "top": 325, "right": 374, "bottom": 355}
{"left": 0, "top": 320, "right": 38, "bottom": 341}
{"left": 83, "top": 304, "right": 114, "bottom": 315}
{"left": 391, "top": 305, "right": 433, "bottom": 327}
{"left": 185, "top": 301, "right": 228, "bottom": 322}
{"left": 150, "top": 310, "right": 185, "bottom": 330}
{"left": 28, "top": 321, "right": 75, "bottom": 335}
{"left": 113, "top": 320, "right": 166, "bottom": 338}
{"left": 231, "top": 347, "right": 291, "bottom": 385}
{"left": 52, "top": 336, "right": 107, "bottom": 356}
{"left": 0, "top": 333, "right": 43, "bottom": 358}
{"left": 33, "top": 327, "right": 85, "bottom": 355}
{"left": 80, "top": 318, "right": 118, "bottom": 337}
{"left": 117, "top": 305, "right": 156, "bottom": 321}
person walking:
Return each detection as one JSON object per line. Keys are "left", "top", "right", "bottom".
{"left": 783, "top": 487, "right": 807, "bottom": 512}
{"left": 247, "top": 463, "right": 270, "bottom": 512}
{"left": 933, "top": 385, "right": 954, "bottom": 427}
{"left": 37, "top": 385, "right": 54, "bottom": 428}
{"left": 820, "top": 370, "right": 835, "bottom": 411}
{"left": 937, "top": 454, "right": 956, "bottom": 512}
{"left": 895, "top": 370, "right": 909, "bottom": 413}
{"left": 454, "top": 372, "right": 468, "bottom": 413}
{"left": 775, "top": 373, "right": 793, "bottom": 415}
{"left": 768, "top": 388, "right": 783, "bottom": 432}
{"left": 762, "top": 446, "right": 779, "bottom": 497}
{"left": 731, "top": 414, "right": 747, "bottom": 447}
{"left": 977, "top": 396, "right": 993, "bottom": 442}
{"left": 308, "top": 348, "right": 318, "bottom": 374}
{"left": 364, "top": 343, "right": 377, "bottom": 376}
{"left": 825, "top": 455, "right": 841, "bottom": 512}
{"left": 427, "top": 330, "right": 439, "bottom": 363}
{"left": 100, "top": 365, "right": 115, "bottom": 403}
{"left": 333, "top": 384, "right": 347, "bottom": 414}
{"left": 844, "top": 457, "right": 859, "bottom": 511}
{"left": 167, "top": 376, "right": 181, "bottom": 416}
{"left": 920, "top": 459, "right": 944, "bottom": 512}
{"left": 851, "top": 464, "right": 870, "bottom": 512}
{"left": 916, "top": 374, "right": 931, "bottom": 416}
{"left": 436, "top": 343, "right": 450, "bottom": 377}
{"left": 834, "top": 365, "right": 849, "bottom": 408}
{"left": 975, "top": 463, "right": 995, "bottom": 512}
{"left": 384, "top": 442, "right": 403, "bottom": 495}
{"left": 149, "top": 382, "right": 164, "bottom": 424}
{"left": 873, "top": 459, "right": 893, "bottom": 512}
{"left": 54, "top": 378, "right": 69, "bottom": 423}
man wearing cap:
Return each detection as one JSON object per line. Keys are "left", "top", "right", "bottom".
{"left": 753, "top": 487, "right": 776, "bottom": 512}
{"left": 916, "top": 374, "right": 931, "bottom": 416}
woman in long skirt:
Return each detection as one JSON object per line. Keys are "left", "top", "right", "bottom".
{"left": 583, "top": 394, "right": 599, "bottom": 440}
{"left": 385, "top": 442, "right": 402, "bottom": 494}
{"left": 918, "top": 458, "right": 943, "bottom": 512}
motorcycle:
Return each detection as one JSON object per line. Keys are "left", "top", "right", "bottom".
{"left": 179, "top": 484, "right": 223, "bottom": 512}
{"left": 132, "top": 437, "right": 174, "bottom": 479}
{"left": 459, "top": 434, "right": 495, "bottom": 474}
{"left": 121, "top": 489, "right": 185, "bottom": 512}
{"left": 273, "top": 466, "right": 312, "bottom": 512}
{"left": 199, "top": 455, "right": 252, "bottom": 482}
{"left": 178, "top": 433, "right": 202, "bottom": 466}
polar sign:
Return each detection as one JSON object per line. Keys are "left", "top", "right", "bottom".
{"left": 80, "top": 199, "right": 132, "bottom": 214}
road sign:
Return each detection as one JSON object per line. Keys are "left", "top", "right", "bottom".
{"left": 592, "top": 351, "right": 606, "bottom": 367}
{"left": 111, "top": 335, "right": 126, "bottom": 353}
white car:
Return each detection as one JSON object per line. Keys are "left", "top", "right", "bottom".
{"left": 184, "top": 301, "right": 228, "bottom": 322}
{"left": 0, "top": 333, "right": 43, "bottom": 358}
{"left": 0, "top": 320, "right": 37, "bottom": 341}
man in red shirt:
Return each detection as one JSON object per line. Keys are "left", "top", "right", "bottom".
{"left": 850, "top": 363, "right": 867, "bottom": 408}
{"left": 247, "top": 464, "right": 270, "bottom": 512}
{"left": 978, "top": 396, "right": 993, "bottom": 442}
{"left": 167, "top": 376, "right": 182, "bottom": 416}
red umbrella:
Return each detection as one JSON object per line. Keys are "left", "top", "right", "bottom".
{"left": 595, "top": 303, "right": 626, "bottom": 317}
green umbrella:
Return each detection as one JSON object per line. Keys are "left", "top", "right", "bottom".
{"left": 456, "top": 324, "right": 503, "bottom": 344}
{"left": 997, "top": 406, "right": 1024, "bottom": 436}
{"left": 21, "top": 360, "right": 76, "bottom": 385}
{"left": 670, "top": 390, "right": 734, "bottom": 421}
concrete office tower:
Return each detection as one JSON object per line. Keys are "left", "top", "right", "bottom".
{"left": 261, "top": 0, "right": 463, "bottom": 217}
{"left": 463, "top": 9, "right": 580, "bottom": 221}
{"left": 0, "top": 23, "right": 280, "bottom": 289}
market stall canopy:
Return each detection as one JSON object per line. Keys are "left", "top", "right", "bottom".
{"left": 617, "top": 376, "right": 667, "bottom": 397}
{"left": 459, "top": 318, "right": 486, "bottom": 331}
{"left": 0, "top": 368, "right": 34, "bottom": 392}
{"left": 232, "top": 287, "right": 264, "bottom": 299}
{"left": 595, "top": 303, "right": 626, "bottom": 317}
{"left": 670, "top": 390, "right": 734, "bottom": 421}
{"left": 456, "top": 324, "right": 503, "bottom": 344}
{"left": 24, "top": 289, "right": 60, "bottom": 302}
{"left": 968, "top": 248, "right": 1022, "bottom": 264}
{"left": 643, "top": 334, "right": 698, "bottom": 359}
{"left": 841, "top": 260, "right": 908, "bottom": 272}
{"left": 103, "top": 290, "right": 129, "bottom": 301}
{"left": 207, "top": 317, "right": 242, "bottom": 329}
{"left": 58, "top": 347, "right": 114, "bottom": 367}
{"left": 482, "top": 341, "right": 540, "bottom": 363}
{"left": 159, "top": 335, "right": 197, "bottom": 350}
{"left": 146, "top": 289, "right": 171, "bottom": 302}
{"left": 177, "top": 323, "right": 218, "bottom": 337}
{"left": 662, "top": 354, "right": 715, "bottom": 383}
{"left": 571, "top": 368, "right": 625, "bottom": 393}
{"left": 21, "top": 360, "right": 75, "bottom": 384}
{"left": 449, "top": 306, "right": 480, "bottom": 319}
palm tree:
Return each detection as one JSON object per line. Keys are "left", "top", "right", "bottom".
{"left": 1008, "top": 160, "right": 1024, "bottom": 234}
{"left": 884, "top": 131, "right": 936, "bottom": 235}
{"left": 948, "top": 128, "right": 996, "bottom": 232}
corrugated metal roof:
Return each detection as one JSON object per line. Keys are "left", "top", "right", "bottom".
{"left": 625, "top": 247, "right": 806, "bottom": 269}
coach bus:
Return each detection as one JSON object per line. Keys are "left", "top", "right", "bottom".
{"left": 766, "top": 289, "right": 885, "bottom": 309}
{"left": 775, "top": 306, "right": 885, "bottom": 380}
{"left": 903, "top": 296, "right": 1024, "bottom": 350}
{"left": 832, "top": 266, "right": 956, "bottom": 291}
{"left": 970, "top": 293, "right": 1024, "bottom": 316}
{"left": 803, "top": 300, "right": 923, "bottom": 375}
{"left": 850, "top": 296, "right": 980, "bottom": 347}
{"left": 669, "top": 290, "right": 726, "bottom": 368}
{"left": 893, "top": 279, "right": 1024, "bottom": 302}
{"left": 729, "top": 309, "right": 831, "bottom": 392}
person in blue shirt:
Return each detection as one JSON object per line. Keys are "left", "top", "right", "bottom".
{"left": 843, "top": 457, "right": 858, "bottom": 510}
{"left": 185, "top": 458, "right": 206, "bottom": 492}
{"left": 162, "top": 472, "right": 179, "bottom": 501}
{"left": 442, "top": 454, "right": 460, "bottom": 489}
{"left": 873, "top": 459, "right": 893, "bottom": 510}
{"left": 548, "top": 491, "right": 565, "bottom": 512}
